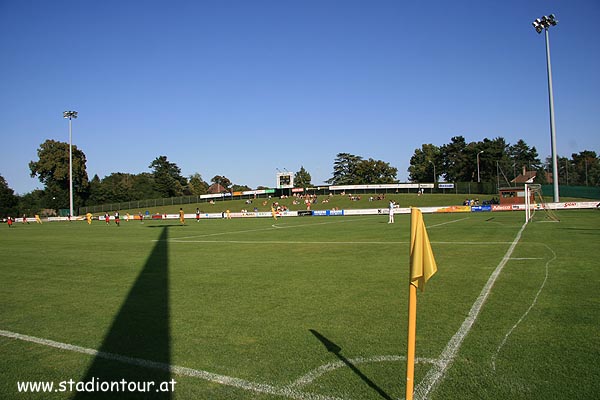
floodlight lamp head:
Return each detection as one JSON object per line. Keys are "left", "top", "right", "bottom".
{"left": 63, "top": 110, "right": 78, "bottom": 119}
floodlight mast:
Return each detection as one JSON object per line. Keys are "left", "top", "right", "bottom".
{"left": 63, "top": 111, "right": 78, "bottom": 218}
{"left": 477, "top": 151, "right": 484, "bottom": 183}
{"left": 532, "top": 14, "right": 559, "bottom": 202}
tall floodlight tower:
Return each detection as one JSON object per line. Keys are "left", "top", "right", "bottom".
{"left": 63, "top": 111, "right": 78, "bottom": 217}
{"left": 532, "top": 14, "right": 559, "bottom": 202}
{"left": 477, "top": 151, "right": 484, "bottom": 183}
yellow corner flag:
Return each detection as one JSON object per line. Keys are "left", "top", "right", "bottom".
{"left": 409, "top": 207, "right": 437, "bottom": 291}
{"left": 406, "top": 207, "right": 438, "bottom": 400}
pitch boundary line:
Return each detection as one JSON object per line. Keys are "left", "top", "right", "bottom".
{"left": 285, "top": 355, "right": 439, "bottom": 390}
{"left": 0, "top": 329, "right": 343, "bottom": 400}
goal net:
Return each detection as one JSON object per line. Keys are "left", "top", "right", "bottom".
{"left": 525, "top": 184, "right": 560, "bottom": 223}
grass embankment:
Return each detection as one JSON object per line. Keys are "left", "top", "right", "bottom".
{"left": 113, "top": 193, "right": 495, "bottom": 216}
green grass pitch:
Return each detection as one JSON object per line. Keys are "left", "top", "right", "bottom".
{"left": 1, "top": 209, "right": 599, "bottom": 399}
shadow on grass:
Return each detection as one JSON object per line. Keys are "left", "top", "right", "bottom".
{"left": 309, "top": 329, "right": 393, "bottom": 400}
{"left": 73, "top": 227, "right": 171, "bottom": 399}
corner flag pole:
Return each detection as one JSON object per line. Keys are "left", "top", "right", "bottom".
{"left": 406, "top": 207, "right": 438, "bottom": 400}
{"left": 406, "top": 282, "right": 418, "bottom": 399}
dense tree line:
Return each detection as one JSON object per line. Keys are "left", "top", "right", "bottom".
{"left": 326, "top": 153, "right": 398, "bottom": 185}
{"left": 1, "top": 137, "right": 598, "bottom": 218}
{"left": 408, "top": 136, "right": 599, "bottom": 188}
{"left": 408, "top": 136, "right": 541, "bottom": 184}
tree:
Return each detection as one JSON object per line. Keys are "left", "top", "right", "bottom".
{"left": 149, "top": 156, "right": 187, "bottom": 198}
{"left": 408, "top": 144, "right": 440, "bottom": 182}
{"left": 327, "top": 153, "right": 398, "bottom": 185}
{"left": 87, "top": 174, "right": 110, "bottom": 205}
{"left": 294, "top": 166, "right": 312, "bottom": 187}
{"left": 188, "top": 173, "right": 209, "bottom": 196}
{"left": 439, "top": 136, "right": 470, "bottom": 182}
{"left": 0, "top": 175, "right": 18, "bottom": 217}
{"left": 29, "top": 139, "right": 89, "bottom": 210}
{"left": 18, "top": 189, "right": 47, "bottom": 216}
{"left": 477, "top": 137, "right": 511, "bottom": 184}
{"left": 571, "top": 151, "right": 599, "bottom": 186}
{"left": 211, "top": 175, "right": 232, "bottom": 191}
{"left": 354, "top": 158, "right": 397, "bottom": 184}
{"left": 508, "top": 139, "right": 541, "bottom": 180}
{"left": 326, "top": 153, "right": 363, "bottom": 185}
{"left": 231, "top": 184, "right": 251, "bottom": 192}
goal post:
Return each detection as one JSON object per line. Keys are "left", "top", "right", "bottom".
{"left": 525, "top": 183, "right": 560, "bottom": 223}
{"left": 525, "top": 184, "right": 534, "bottom": 223}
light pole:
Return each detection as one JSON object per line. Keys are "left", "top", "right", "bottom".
{"left": 533, "top": 14, "right": 559, "bottom": 202}
{"left": 477, "top": 151, "right": 484, "bottom": 183}
{"left": 63, "top": 111, "right": 78, "bottom": 218}
{"left": 428, "top": 160, "right": 436, "bottom": 183}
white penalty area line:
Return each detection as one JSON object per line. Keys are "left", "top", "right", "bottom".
{"left": 413, "top": 219, "right": 529, "bottom": 400}
{"left": 491, "top": 244, "right": 556, "bottom": 371}
{"left": 0, "top": 329, "right": 343, "bottom": 400}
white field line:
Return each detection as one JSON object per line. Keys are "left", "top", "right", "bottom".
{"left": 168, "top": 215, "right": 473, "bottom": 245}
{"left": 285, "top": 355, "right": 439, "bottom": 390}
{"left": 426, "top": 217, "right": 470, "bottom": 228}
{"left": 413, "top": 220, "right": 529, "bottom": 400}
{"left": 170, "top": 239, "right": 401, "bottom": 245}
{"left": 168, "top": 239, "right": 512, "bottom": 246}
{"left": 491, "top": 244, "right": 556, "bottom": 371}
{"left": 169, "top": 239, "right": 513, "bottom": 245}
{"left": 169, "top": 218, "right": 364, "bottom": 241}
{"left": 0, "top": 329, "right": 343, "bottom": 400}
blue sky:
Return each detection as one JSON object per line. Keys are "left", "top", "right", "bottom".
{"left": 1, "top": 0, "right": 599, "bottom": 194}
